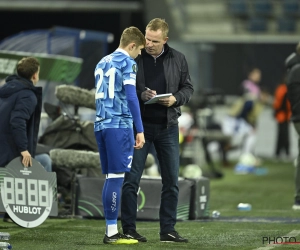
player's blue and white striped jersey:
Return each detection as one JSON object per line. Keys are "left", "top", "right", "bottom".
{"left": 94, "top": 48, "right": 137, "bottom": 131}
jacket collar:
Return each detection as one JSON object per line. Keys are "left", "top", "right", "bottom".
{"left": 5, "top": 75, "right": 35, "bottom": 89}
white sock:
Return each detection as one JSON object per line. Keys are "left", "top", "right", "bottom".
{"left": 106, "top": 224, "right": 118, "bottom": 237}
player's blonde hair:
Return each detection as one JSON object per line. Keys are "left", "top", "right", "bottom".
{"left": 120, "top": 26, "right": 146, "bottom": 48}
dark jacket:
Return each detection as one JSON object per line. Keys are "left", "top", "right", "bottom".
{"left": 285, "top": 53, "right": 300, "bottom": 122}
{"left": 0, "top": 75, "right": 42, "bottom": 167}
{"left": 135, "top": 44, "right": 194, "bottom": 126}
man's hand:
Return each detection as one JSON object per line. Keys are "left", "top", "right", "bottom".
{"left": 134, "top": 132, "right": 145, "bottom": 149}
{"left": 141, "top": 89, "right": 156, "bottom": 101}
{"left": 21, "top": 150, "right": 32, "bottom": 167}
{"left": 157, "top": 95, "right": 177, "bottom": 107}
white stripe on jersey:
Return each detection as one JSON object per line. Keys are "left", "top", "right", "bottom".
{"left": 124, "top": 79, "right": 136, "bottom": 86}
{"left": 106, "top": 173, "right": 125, "bottom": 179}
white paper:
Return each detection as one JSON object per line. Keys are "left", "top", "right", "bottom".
{"left": 144, "top": 93, "right": 172, "bottom": 105}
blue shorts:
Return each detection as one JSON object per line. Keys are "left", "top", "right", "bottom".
{"left": 95, "top": 128, "right": 134, "bottom": 174}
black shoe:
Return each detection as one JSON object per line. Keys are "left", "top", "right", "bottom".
{"left": 160, "top": 231, "right": 188, "bottom": 243}
{"left": 103, "top": 233, "right": 138, "bottom": 244}
{"left": 124, "top": 229, "right": 147, "bottom": 242}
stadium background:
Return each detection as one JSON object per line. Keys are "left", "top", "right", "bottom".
{"left": 1, "top": 0, "right": 299, "bottom": 94}
{"left": 1, "top": 2, "right": 300, "bottom": 248}
{"left": 0, "top": 0, "right": 299, "bottom": 159}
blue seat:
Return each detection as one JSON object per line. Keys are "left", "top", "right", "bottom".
{"left": 253, "top": 0, "right": 273, "bottom": 16}
{"left": 228, "top": 0, "right": 249, "bottom": 17}
{"left": 277, "top": 18, "right": 296, "bottom": 32}
{"left": 282, "top": 0, "right": 300, "bottom": 16}
{"left": 247, "top": 17, "right": 267, "bottom": 32}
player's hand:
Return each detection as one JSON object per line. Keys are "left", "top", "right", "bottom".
{"left": 141, "top": 89, "right": 156, "bottom": 101}
{"left": 21, "top": 150, "right": 32, "bottom": 167}
{"left": 134, "top": 132, "right": 145, "bottom": 149}
{"left": 157, "top": 95, "right": 176, "bottom": 107}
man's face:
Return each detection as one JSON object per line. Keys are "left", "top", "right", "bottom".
{"left": 145, "top": 28, "right": 168, "bottom": 57}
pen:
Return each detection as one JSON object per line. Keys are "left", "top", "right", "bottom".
{"left": 145, "top": 87, "right": 151, "bottom": 91}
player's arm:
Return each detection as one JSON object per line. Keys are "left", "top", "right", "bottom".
{"left": 124, "top": 84, "right": 145, "bottom": 149}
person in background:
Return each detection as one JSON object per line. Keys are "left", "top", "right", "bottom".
{"left": 222, "top": 88, "right": 269, "bottom": 156}
{"left": 224, "top": 67, "right": 269, "bottom": 157}
{"left": 273, "top": 78, "right": 291, "bottom": 161}
{"left": 0, "top": 57, "right": 42, "bottom": 223}
{"left": 241, "top": 67, "right": 262, "bottom": 99}
{"left": 94, "top": 26, "right": 145, "bottom": 244}
{"left": 0, "top": 57, "right": 42, "bottom": 168}
{"left": 0, "top": 62, "right": 51, "bottom": 173}
{"left": 121, "top": 18, "right": 193, "bottom": 243}
{"left": 285, "top": 42, "right": 300, "bottom": 210}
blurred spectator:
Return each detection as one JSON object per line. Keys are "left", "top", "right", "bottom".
{"left": 273, "top": 80, "right": 291, "bottom": 161}
{"left": 222, "top": 67, "right": 270, "bottom": 157}
{"left": 222, "top": 89, "right": 269, "bottom": 156}
{"left": 241, "top": 67, "right": 261, "bottom": 99}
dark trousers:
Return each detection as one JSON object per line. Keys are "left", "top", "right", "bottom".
{"left": 275, "top": 121, "right": 290, "bottom": 157}
{"left": 121, "top": 123, "right": 179, "bottom": 234}
{"left": 293, "top": 122, "right": 300, "bottom": 203}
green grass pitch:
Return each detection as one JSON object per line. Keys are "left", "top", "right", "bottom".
{"left": 1, "top": 159, "right": 300, "bottom": 249}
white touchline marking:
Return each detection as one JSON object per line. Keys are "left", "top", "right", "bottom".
{"left": 254, "top": 230, "right": 300, "bottom": 250}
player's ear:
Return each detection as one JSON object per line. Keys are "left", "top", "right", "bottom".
{"left": 163, "top": 37, "right": 168, "bottom": 44}
{"left": 130, "top": 42, "right": 136, "bottom": 51}
{"left": 31, "top": 72, "right": 38, "bottom": 82}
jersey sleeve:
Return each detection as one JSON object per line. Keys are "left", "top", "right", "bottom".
{"left": 123, "top": 58, "right": 143, "bottom": 133}
{"left": 122, "top": 57, "right": 137, "bottom": 87}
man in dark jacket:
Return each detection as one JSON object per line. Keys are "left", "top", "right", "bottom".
{"left": 121, "top": 18, "right": 193, "bottom": 243}
{"left": 0, "top": 57, "right": 42, "bottom": 168}
{"left": 285, "top": 42, "right": 300, "bottom": 210}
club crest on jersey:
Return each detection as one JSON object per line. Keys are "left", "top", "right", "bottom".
{"left": 132, "top": 64, "right": 137, "bottom": 73}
